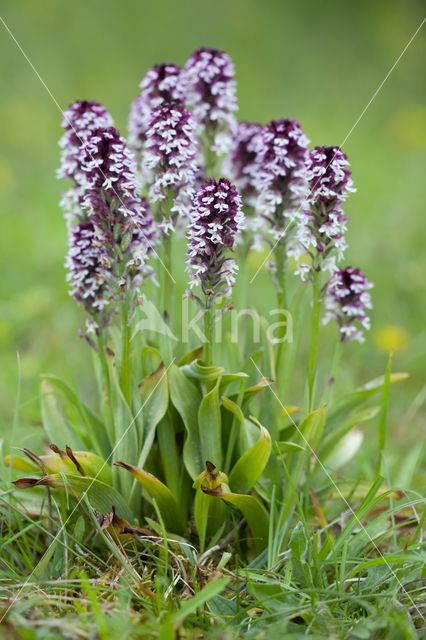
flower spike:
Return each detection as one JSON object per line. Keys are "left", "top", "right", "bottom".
{"left": 323, "top": 267, "right": 373, "bottom": 343}
{"left": 62, "top": 124, "right": 156, "bottom": 326}
{"left": 292, "top": 145, "right": 356, "bottom": 279}
{"left": 58, "top": 100, "right": 114, "bottom": 224}
{"left": 128, "top": 63, "right": 185, "bottom": 153}
{"left": 143, "top": 102, "right": 198, "bottom": 233}
{"left": 185, "top": 48, "right": 238, "bottom": 160}
{"left": 254, "top": 118, "right": 309, "bottom": 253}
{"left": 187, "top": 178, "right": 244, "bottom": 301}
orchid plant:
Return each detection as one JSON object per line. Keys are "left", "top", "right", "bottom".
{"left": 7, "top": 47, "right": 401, "bottom": 555}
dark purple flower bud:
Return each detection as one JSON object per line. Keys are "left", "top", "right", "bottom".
{"left": 224, "top": 121, "right": 262, "bottom": 205}
{"left": 65, "top": 221, "right": 112, "bottom": 320}
{"left": 128, "top": 63, "right": 185, "bottom": 152}
{"left": 324, "top": 267, "right": 373, "bottom": 343}
{"left": 185, "top": 48, "right": 238, "bottom": 157}
{"left": 254, "top": 118, "right": 310, "bottom": 239}
{"left": 187, "top": 178, "right": 244, "bottom": 299}
{"left": 292, "top": 146, "right": 355, "bottom": 279}
{"left": 143, "top": 102, "right": 198, "bottom": 232}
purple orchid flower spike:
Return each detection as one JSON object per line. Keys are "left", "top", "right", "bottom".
{"left": 143, "top": 101, "right": 198, "bottom": 234}
{"left": 291, "top": 145, "right": 356, "bottom": 279}
{"left": 128, "top": 63, "right": 185, "bottom": 154}
{"left": 324, "top": 266, "right": 373, "bottom": 343}
{"left": 184, "top": 48, "right": 238, "bottom": 164}
{"left": 187, "top": 178, "right": 244, "bottom": 302}
{"left": 254, "top": 118, "right": 310, "bottom": 240}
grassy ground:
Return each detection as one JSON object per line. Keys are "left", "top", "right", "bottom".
{"left": 0, "top": 1, "right": 425, "bottom": 637}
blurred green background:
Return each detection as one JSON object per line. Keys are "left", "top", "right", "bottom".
{"left": 0, "top": 0, "right": 425, "bottom": 458}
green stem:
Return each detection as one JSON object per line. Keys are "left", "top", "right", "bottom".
{"left": 278, "top": 281, "right": 308, "bottom": 405}
{"left": 203, "top": 127, "right": 218, "bottom": 178}
{"left": 307, "top": 276, "right": 321, "bottom": 412}
{"left": 163, "top": 234, "right": 174, "bottom": 323}
{"left": 224, "top": 379, "right": 247, "bottom": 473}
{"left": 323, "top": 335, "right": 342, "bottom": 404}
{"left": 203, "top": 302, "right": 214, "bottom": 365}
{"left": 97, "top": 330, "right": 114, "bottom": 445}
{"left": 275, "top": 240, "right": 287, "bottom": 376}
{"left": 120, "top": 302, "right": 131, "bottom": 406}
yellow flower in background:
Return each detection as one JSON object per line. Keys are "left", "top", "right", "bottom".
{"left": 374, "top": 325, "right": 410, "bottom": 352}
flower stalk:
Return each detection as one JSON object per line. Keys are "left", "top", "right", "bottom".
{"left": 120, "top": 300, "right": 132, "bottom": 406}
{"left": 307, "top": 274, "right": 322, "bottom": 411}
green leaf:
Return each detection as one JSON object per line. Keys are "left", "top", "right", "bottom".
{"left": 32, "top": 536, "right": 61, "bottom": 580}
{"left": 137, "top": 362, "right": 169, "bottom": 468}
{"left": 40, "top": 380, "right": 84, "bottom": 450}
{"left": 326, "top": 476, "right": 384, "bottom": 558}
{"left": 227, "top": 377, "right": 273, "bottom": 410}
{"left": 207, "top": 594, "right": 238, "bottom": 617}
{"left": 289, "top": 521, "right": 311, "bottom": 587}
{"left": 106, "top": 358, "right": 137, "bottom": 499}
{"left": 4, "top": 454, "right": 35, "bottom": 472}
{"left": 297, "top": 405, "right": 326, "bottom": 450}
{"left": 274, "top": 441, "right": 306, "bottom": 455}
{"left": 219, "top": 371, "right": 249, "bottom": 393}
{"left": 289, "top": 521, "right": 309, "bottom": 560}
{"left": 330, "top": 372, "right": 408, "bottom": 418}
{"left": 180, "top": 359, "right": 225, "bottom": 382}
{"left": 141, "top": 345, "right": 163, "bottom": 374}
{"left": 376, "top": 353, "right": 392, "bottom": 476}
{"left": 221, "top": 395, "right": 245, "bottom": 427}
{"left": 198, "top": 378, "right": 222, "bottom": 470}
{"left": 221, "top": 396, "right": 258, "bottom": 454}
{"left": 229, "top": 419, "right": 271, "bottom": 494}
{"left": 178, "top": 345, "right": 204, "bottom": 365}
{"left": 218, "top": 492, "right": 269, "bottom": 553}
{"left": 63, "top": 450, "right": 112, "bottom": 485}
{"left": 115, "top": 462, "right": 184, "bottom": 534}
{"left": 318, "top": 405, "right": 380, "bottom": 460}
{"left": 166, "top": 577, "right": 229, "bottom": 631}
{"left": 14, "top": 473, "right": 133, "bottom": 521}
{"left": 193, "top": 464, "right": 228, "bottom": 551}
{"left": 9, "top": 448, "right": 112, "bottom": 485}
{"left": 157, "top": 411, "right": 180, "bottom": 500}
{"left": 278, "top": 407, "right": 326, "bottom": 527}
{"left": 345, "top": 554, "right": 424, "bottom": 581}
{"left": 194, "top": 488, "right": 210, "bottom": 553}
{"left": 41, "top": 374, "right": 108, "bottom": 456}
{"left": 168, "top": 364, "right": 203, "bottom": 480}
